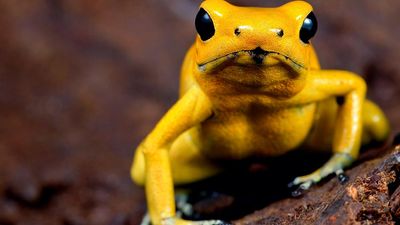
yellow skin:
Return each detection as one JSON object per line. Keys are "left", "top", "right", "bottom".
{"left": 131, "top": 1, "right": 390, "bottom": 224}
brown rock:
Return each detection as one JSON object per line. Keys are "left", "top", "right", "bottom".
{"left": 234, "top": 145, "right": 400, "bottom": 225}
{"left": 0, "top": 1, "right": 399, "bottom": 225}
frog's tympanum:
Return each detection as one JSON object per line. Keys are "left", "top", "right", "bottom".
{"left": 131, "top": 1, "right": 390, "bottom": 224}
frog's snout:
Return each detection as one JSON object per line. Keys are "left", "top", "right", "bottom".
{"left": 249, "top": 47, "right": 268, "bottom": 65}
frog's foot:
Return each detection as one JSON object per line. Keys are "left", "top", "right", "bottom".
{"left": 139, "top": 193, "right": 230, "bottom": 225}
{"left": 163, "top": 217, "right": 230, "bottom": 225}
{"left": 141, "top": 214, "right": 230, "bottom": 225}
{"left": 288, "top": 153, "right": 354, "bottom": 197}
{"left": 174, "top": 192, "right": 231, "bottom": 225}
{"left": 175, "top": 191, "right": 194, "bottom": 218}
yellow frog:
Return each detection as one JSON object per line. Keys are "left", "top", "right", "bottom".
{"left": 131, "top": 1, "right": 390, "bottom": 224}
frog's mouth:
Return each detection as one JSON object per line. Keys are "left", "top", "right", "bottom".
{"left": 197, "top": 47, "right": 306, "bottom": 73}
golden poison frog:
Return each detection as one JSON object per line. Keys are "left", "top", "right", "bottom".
{"left": 131, "top": 1, "right": 390, "bottom": 224}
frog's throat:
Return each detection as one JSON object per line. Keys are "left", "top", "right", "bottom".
{"left": 197, "top": 48, "right": 306, "bottom": 73}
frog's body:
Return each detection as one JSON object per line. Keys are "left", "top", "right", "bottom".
{"left": 131, "top": 1, "right": 390, "bottom": 224}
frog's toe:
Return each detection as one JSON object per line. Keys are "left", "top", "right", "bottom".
{"left": 288, "top": 178, "right": 316, "bottom": 197}
{"left": 335, "top": 170, "right": 349, "bottom": 184}
{"left": 289, "top": 168, "right": 351, "bottom": 197}
{"left": 291, "top": 180, "right": 313, "bottom": 197}
{"left": 288, "top": 170, "right": 323, "bottom": 197}
{"left": 175, "top": 192, "right": 194, "bottom": 218}
{"left": 288, "top": 170, "right": 321, "bottom": 188}
{"left": 196, "top": 220, "right": 231, "bottom": 225}
{"left": 163, "top": 218, "right": 231, "bottom": 225}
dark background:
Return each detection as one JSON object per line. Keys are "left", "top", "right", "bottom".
{"left": 0, "top": 0, "right": 399, "bottom": 225}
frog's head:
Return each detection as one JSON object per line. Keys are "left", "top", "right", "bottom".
{"left": 193, "top": 0, "right": 318, "bottom": 98}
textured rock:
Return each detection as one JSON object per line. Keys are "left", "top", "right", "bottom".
{"left": 234, "top": 145, "right": 400, "bottom": 225}
{"left": 0, "top": 1, "right": 399, "bottom": 225}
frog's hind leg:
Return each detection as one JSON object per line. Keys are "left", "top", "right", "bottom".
{"left": 361, "top": 100, "right": 390, "bottom": 145}
{"left": 131, "top": 128, "right": 222, "bottom": 186}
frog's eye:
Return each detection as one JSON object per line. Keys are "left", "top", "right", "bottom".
{"left": 300, "top": 12, "right": 318, "bottom": 44}
{"left": 195, "top": 8, "right": 215, "bottom": 41}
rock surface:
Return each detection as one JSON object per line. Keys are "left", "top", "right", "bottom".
{"left": 234, "top": 144, "right": 400, "bottom": 225}
{"left": 0, "top": 1, "right": 400, "bottom": 225}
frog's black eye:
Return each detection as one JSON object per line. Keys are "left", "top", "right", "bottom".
{"left": 195, "top": 8, "right": 215, "bottom": 41}
{"left": 300, "top": 12, "right": 318, "bottom": 44}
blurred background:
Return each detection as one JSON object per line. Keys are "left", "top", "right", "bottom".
{"left": 0, "top": 0, "right": 399, "bottom": 224}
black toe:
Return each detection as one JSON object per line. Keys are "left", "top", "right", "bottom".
{"left": 337, "top": 172, "right": 349, "bottom": 184}
{"left": 291, "top": 185, "right": 307, "bottom": 198}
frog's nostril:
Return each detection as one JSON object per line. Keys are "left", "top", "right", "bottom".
{"left": 234, "top": 28, "right": 241, "bottom": 36}
{"left": 270, "top": 28, "right": 284, "bottom": 37}
{"left": 276, "top": 29, "right": 284, "bottom": 37}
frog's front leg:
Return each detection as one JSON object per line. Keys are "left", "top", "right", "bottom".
{"left": 289, "top": 153, "right": 353, "bottom": 196}
{"left": 135, "top": 86, "right": 227, "bottom": 225}
{"left": 289, "top": 70, "right": 368, "bottom": 194}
